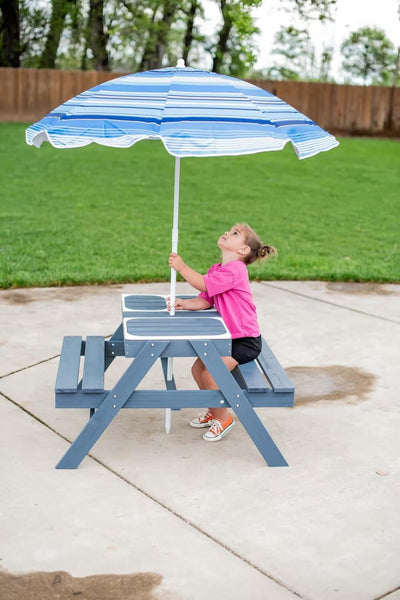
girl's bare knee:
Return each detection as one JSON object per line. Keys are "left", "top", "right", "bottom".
{"left": 222, "top": 356, "right": 239, "bottom": 372}
{"left": 191, "top": 358, "right": 204, "bottom": 385}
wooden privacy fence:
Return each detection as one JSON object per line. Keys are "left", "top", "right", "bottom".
{"left": 1, "top": 67, "right": 400, "bottom": 136}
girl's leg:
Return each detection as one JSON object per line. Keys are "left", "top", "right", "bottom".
{"left": 191, "top": 356, "right": 238, "bottom": 420}
{"left": 189, "top": 359, "right": 214, "bottom": 426}
{"left": 191, "top": 358, "right": 207, "bottom": 389}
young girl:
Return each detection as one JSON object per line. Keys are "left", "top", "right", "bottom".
{"left": 168, "top": 223, "right": 276, "bottom": 442}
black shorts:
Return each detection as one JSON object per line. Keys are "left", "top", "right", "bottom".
{"left": 231, "top": 335, "right": 262, "bottom": 364}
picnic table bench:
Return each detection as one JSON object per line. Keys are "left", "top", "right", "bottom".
{"left": 55, "top": 294, "right": 294, "bottom": 469}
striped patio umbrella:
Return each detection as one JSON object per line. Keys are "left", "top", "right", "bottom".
{"left": 26, "top": 61, "right": 339, "bottom": 311}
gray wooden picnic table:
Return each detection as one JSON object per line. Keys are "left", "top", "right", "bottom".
{"left": 55, "top": 294, "right": 294, "bottom": 469}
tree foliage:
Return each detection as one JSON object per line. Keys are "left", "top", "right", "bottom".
{"left": 269, "top": 25, "right": 312, "bottom": 79}
{"left": 263, "top": 24, "right": 333, "bottom": 82}
{"left": 39, "top": 0, "right": 77, "bottom": 68}
{"left": 0, "top": 0, "right": 262, "bottom": 74}
{"left": 341, "top": 26, "right": 397, "bottom": 85}
{"left": 285, "top": 0, "right": 337, "bottom": 21}
{"left": 211, "top": 0, "right": 262, "bottom": 76}
{"left": 0, "top": 0, "right": 398, "bottom": 85}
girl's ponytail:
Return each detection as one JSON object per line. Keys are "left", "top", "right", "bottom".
{"left": 257, "top": 245, "right": 277, "bottom": 259}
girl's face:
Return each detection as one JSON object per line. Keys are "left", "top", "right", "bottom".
{"left": 217, "top": 225, "right": 248, "bottom": 255}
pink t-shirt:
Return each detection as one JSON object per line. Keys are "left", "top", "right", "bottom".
{"left": 199, "top": 261, "right": 260, "bottom": 339}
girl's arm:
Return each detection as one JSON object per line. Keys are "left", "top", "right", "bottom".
{"left": 170, "top": 297, "right": 212, "bottom": 311}
{"left": 169, "top": 253, "right": 207, "bottom": 292}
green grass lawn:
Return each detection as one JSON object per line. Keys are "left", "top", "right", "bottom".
{"left": 0, "top": 122, "right": 399, "bottom": 287}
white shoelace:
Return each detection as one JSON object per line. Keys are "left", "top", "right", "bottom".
{"left": 209, "top": 419, "right": 223, "bottom": 434}
{"left": 198, "top": 410, "right": 214, "bottom": 422}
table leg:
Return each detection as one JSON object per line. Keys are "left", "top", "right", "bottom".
{"left": 56, "top": 340, "right": 169, "bottom": 469}
{"left": 190, "top": 340, "right": 289, "bottom": 467}
{"left": 165, "top": 357, "right": 174, "bottom": 433}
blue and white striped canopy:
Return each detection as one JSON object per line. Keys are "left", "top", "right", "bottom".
{"left": 26, "top": 65, "right": 339, "bottom": 160}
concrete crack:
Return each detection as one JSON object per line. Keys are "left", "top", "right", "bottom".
{"left": 0, "top": 355, "right": 60, "bottom": 380}
{"left": 374, "top": 586, "right": 400, "bottom": 600}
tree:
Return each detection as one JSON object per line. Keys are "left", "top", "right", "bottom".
{"left": 341, "top": 26, "right": 397, "bottom": 85}
{"left": 2, "top": 0, "right": 339, "bottom": 76}
{"left": 139, "top": 0, "right": 180, "bottom": 71}
{"left": 212, "top": 0, "right": 262, "bottom": 75}
{"left": 0, "top": 0, "right": 49, "bottom": 68}
{"left": 259, "top": 0, "right": 336, "bottom": 81}
{"left": 87, "top": 0, "right": 110, "bottom": 70}
{"left": 0, "top": 0, "right": 20, "bottom": 66}
{"left": 107, "top": 0, "right": 149, "bottom": 72}
{"left": 39, "top": 0, "right": 78, "bottom": 68}
{"left": 181, "top": 0, "right": 201, "bottom": 64}
{"left": 318, "top": 45, "right": 333, "bottom": 81}
{"left": 262, "top": 24, "right": 334, "bottom": 82}
{"left": 267, "top": 25, "right": 313, "bottom": 80}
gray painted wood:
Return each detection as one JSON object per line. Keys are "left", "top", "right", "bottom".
{"left": 123, "top": 294, "right": 197, "bottom": 313}
{"left": 56, "top": 341, "right": 169, "bottom": 469}
{"left": 122, "top": 310, "right": 214, "bottom": 319}
{"left": 56, "top": 389, "right": 294, "bottom": 409}
{"left": 233, "top": 361, "right": 270, "bottom": 393}
{"left": 125, "top": 317, "right": 228, "bottom": 338}
{"left": 82, "top": 336, "right": 105, "bottom": 393}
{"left": 161, "top": 357, "right": 177, "bottom": 391}
{"left": 55, "top": 336, "right": 82, "bottom": 393}
{"left": 54, "top": 314, "right": 295, "bottom": 468}
{"left": 124, "top": 295, "right": 167, "bottom": 310}
{"left": 258, "top": 337, "right": 295, "bottom": 393}
{"left": 124, "top": 338, "right": 231, "bottom": 358}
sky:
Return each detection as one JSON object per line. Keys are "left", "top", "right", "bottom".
{"left": 204, "top": 0, "right": 400, "bottom": 81}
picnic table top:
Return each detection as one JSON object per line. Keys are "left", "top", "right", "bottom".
{"left": 122, "top": 294, "right": 230, "bottom": 344}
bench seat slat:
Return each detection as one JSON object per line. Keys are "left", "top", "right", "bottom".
{"left": 82, "top": 336, "right": 105, "bottom": 393}
{"left": 233, "top": 361, "right": 270, "bottom": 393}
{"left": 233, "top": 338, "right": 294, "bottom": 395}
{"left": 55, "top": 336, "right": 82, "bottom": 393}
{"left": 258, "top": 338, "right": 294, "bottom": 393}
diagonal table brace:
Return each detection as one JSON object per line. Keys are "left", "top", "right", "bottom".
{"left": 190, "top": 340, "right": 288, "bottom": 467}
{"left": 56, "top": 340, "right": 169, "bottom": 469}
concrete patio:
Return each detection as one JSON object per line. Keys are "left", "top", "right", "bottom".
{"left": 0, "top": 280, "right": 399, "bottom": 600}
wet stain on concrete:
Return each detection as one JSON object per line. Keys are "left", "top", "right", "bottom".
{"left": 1, "top": 285, "right": 125, "bottom": 305}
{"left": 1, "top": 290, "right": 33, "bottom": 304}
{"left": 52, "top": 285, "right": 124, "bottom": 303}
{"left": 0, "top": 570, "right": 162, "bottom": 600}
{"left": 326, "top": 282, "right": 394, "bottom": 296}
{"left": 286, "top": 365, "right": 376, "bottom": 405}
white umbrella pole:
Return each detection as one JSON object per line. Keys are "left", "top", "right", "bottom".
{"left": 169, "top": 156, "right": 180, "bottom": 316}
{"left": 166, "top": 156, "right": 181, "bottom": 433}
